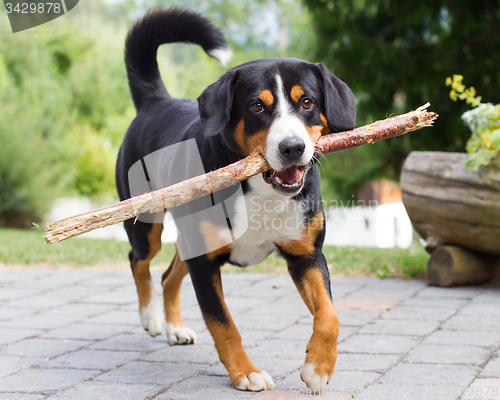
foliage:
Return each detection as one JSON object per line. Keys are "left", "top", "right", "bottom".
{"left": 302, "top": 0, "right": 500, "bottom": 197}
{"left": 446, "top": 75, "right": 500, "bottom": 171}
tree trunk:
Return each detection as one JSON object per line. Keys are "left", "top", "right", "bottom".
{"left": 401, "top": 151, "right": 500, "bottom": 256}
{"left": 427, "top": 246, "right": 497, "bottom": 287}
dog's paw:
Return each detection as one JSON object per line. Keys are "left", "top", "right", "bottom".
{"left": 139, "top": 296, "right": 164, "bottom": 336}
{"left": 166, "top": 323, "right": 197, "bottom": 345}
{"left": 300, "top": 362, "right": 331, "bottom": 392}
{"left": 235, "top": 371, "right": 275, "bottom": 392}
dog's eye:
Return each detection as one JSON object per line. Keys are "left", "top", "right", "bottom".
{"left": 251, "top": 102, "right": 264, "bottom": 113}
{"left": 301, "top": 98, "right": 313, "bottom": 110}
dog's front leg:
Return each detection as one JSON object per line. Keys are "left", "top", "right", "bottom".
{"left": 186, "top": 256, "right": 275, "bottom": 391}
{"left": 281, "top": 247, "right": 339, "bottom": 392}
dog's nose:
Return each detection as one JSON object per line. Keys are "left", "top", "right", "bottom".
{"left": 279, "top": 138, "right": 305, "bottom": 160}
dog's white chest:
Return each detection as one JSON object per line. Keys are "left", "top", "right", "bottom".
{"left": 228, "top": 176, "right": 304, "bottom": 266}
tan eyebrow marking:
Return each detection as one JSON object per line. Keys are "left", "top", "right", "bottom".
{"left": 291, "top": 85, "right": 305, "bottom": 103}
{"left": 259, "top": 89, "right": 274, "bottom": 107}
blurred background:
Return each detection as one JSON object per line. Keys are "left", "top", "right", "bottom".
{"left": 0, "top": 0, "right": 499, "bottom": 274}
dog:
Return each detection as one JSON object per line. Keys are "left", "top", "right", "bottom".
{"left": 116, "top": 8, "right": 356, "bottom": 392}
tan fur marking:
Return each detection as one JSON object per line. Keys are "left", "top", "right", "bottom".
{"left": 294, "top": 268, "right": 339, "bottom": 378}
{"left": 259, "top": 89, "right": 274, "bottom": 107}
{"left": 233, "top": 119, "right": 269, "bottom": 157}
{"left": 200, "top": 221, "right": 232, "bottom": 262}
{"left": 133, "top": 223, "right": 163, "bottom": 310}
{"left": 306, "top": 125, "right": 323, "bottom": 144}
{"left": 162, "top": 250, "right": 189, "bottom": 327}
{"left": 320, "top": 113, "right": 329, "bottom": 136}
{"left": 205, "top": 273, "right": 261, "bottom": 388}
{"left": 277, "top": 211, "right": 324, "bottom": 257}
{"left": 291, "top": 85, "right": 305, "bottom": 103}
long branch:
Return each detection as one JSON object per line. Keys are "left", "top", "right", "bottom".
{"left": 44, "top": 103, "right": 437, "bottom": 244}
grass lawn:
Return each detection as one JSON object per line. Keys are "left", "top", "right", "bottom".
{"left": 0, "top": 228, "right": 429, "bottom": 278}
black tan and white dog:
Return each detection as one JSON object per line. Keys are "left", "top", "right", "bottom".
{"left": 116, "top": 8, "right": 356, "bottom": 392}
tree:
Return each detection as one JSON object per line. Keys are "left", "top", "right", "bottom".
{"left": 302, "top": 0, "right": 500, "bottom": 198}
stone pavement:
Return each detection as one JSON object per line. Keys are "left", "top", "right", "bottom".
{"left": 0, "top": 269, "right": 499, "bottom": 400}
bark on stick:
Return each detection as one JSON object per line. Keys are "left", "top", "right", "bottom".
{"left": 44, "top": 103, "right": 437, "bottom": 244}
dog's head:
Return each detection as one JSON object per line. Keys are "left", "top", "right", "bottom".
{"left": 198, "top": 58, "right": 356, "bottom": 196}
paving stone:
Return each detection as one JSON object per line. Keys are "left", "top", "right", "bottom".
{"left": 401, "top": 296, "right": 468, "bottom": 309}
{"left": 457, "top": 303, "right": 500, "bottom": 318}
{"left": 424, "top": 329, "right": 500, "bottom": 348}
{"left": 481, "top": 357, "right": 500, "bottom": 378}
{"left": 334, "top": 299, "right": 400, "bottom": 313}
{"left": 156, "top": 375, "right": 253, "bottom": 400}
{"left": 0, "top": 394, "right": 46, "bottom": 400}
{"left": 417, "top": 286, "right": 483, "bottom": 299}
{"left": 94, "top": 360, "right": 205, "bottom": 385}
{"left": 1, "top": 309, "right": 86, "bottom": 330}
{"left": 275, "top": 370, "right": 381, "bottom": 395}
{"left": 7, "top": 294, "right": 76, "bottom": 309}
{"left": 0, "top": 367, "right": 100, "bottom": 392}
{"left": 0, "top": 328, "right": 43, "bottom": 346}
{"left": 84, "top": 310, "right": 142, "bottom": 326}
{"left": 378, "top": 363, "right": 480, "bottom": 386}
{"left": 345, "top": 289, "right": 415, "bottom": 301}
{"left": 338, "top": 326, "right": 358, "bottom": 343}
{"left": 403, "top": 343, "right": 492, "bottom": 366}
{"left": 142, "top": 343, "right": 219, "bottom": 365}
{"left": 42, "top": 323, "right": 133, "bottom": 341}
{"left": 358, "top": 318, "right": 441, "bottom": 337}
{"left": 355, "top": 383, "right": 460, "bottom": 400}
{"left": 0, "top": 355, "right": 46, "bottom": 378}
{"left": 43, "top": 349, "right": 142, "bottom": 370}
{"left": 336, "top": 310, "right": 379, "bottom": 327}
{"left": 248, "top": 390, "right": 351, "bottom": 400}
{"left": 0, "top": 338, "right": 89, "bottom": 358}
{"left": 0, "top": 306, "right": 37, "bottom": 321}
{"left": 245, "top": 339, "right": 306, "bottom": 361}
{"left": 0, "top": 287, "right": 37, "bottom": 301}
{"left": 338, "top": 334, "right": 419, "bottom": 354}
{"left": 380, "top": 305, "right": 456, "bottom": 321}
{"left": 461, "top": 378, "right": 500, "bottom": 400}
{"left": 47, "top": 381, "right": 164, "bottom": 400}
{"left": 80, "top": 289, "right": 137, "bottom": 304}
{"left": 469, "top": 290, "right": 500, "bottom": 304}
{"left": 90, "top": 332, "right": 168, "bottom": 352}
{"left": 335, "top": 353, "right": 401, "bottom": 373}
{"left": 54, "top": 302, "right": 118, "bottom": 317}
{"left": 442, "top": 315, "right": 500, "bottom": 331}
{"left": 268, "top": 323, "right": 312, "bottom": 342}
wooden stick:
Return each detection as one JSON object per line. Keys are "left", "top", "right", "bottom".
{"left": 44, "top": 103, "right": 437, "bottom": 244}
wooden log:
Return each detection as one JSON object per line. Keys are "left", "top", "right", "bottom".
{"left": 45, "top": 104, "right": 437, "bottom": 244}
{"left": 401, "top": 151, "right": 500, "bottom": 256}
{"left": 428, "top": 245, "right": 497, "bottom": 287}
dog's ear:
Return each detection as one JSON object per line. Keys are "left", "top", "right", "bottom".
{"left": 198, "top": 69, "right": 239, "bottom": 137}
{"left": 316, "top": 63, "right": 356, "bottom": 133}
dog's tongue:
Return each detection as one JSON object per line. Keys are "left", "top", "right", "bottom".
{"left": 276, "top": 165, "right": 301, "bottom": 183}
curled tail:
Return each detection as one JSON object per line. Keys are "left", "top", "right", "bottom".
{"left": 125, "top": 8, "right": 232, "bottom": 111}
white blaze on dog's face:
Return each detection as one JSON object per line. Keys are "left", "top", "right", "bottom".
{"left": 264, "top": 74, "right": 316, "bottom": 195}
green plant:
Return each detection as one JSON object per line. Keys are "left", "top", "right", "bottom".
{"left": 446, "top": 75, "right": 500, "bottom": 171}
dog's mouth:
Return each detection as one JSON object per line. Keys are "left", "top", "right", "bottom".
{"left": 263, "top": 165, "right": 307, "bottom": 195}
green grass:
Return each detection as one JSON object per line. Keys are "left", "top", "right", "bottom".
{"left": 0, "top": 228, "right": 429, "bottom": 278}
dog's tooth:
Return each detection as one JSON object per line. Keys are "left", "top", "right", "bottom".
{"left": 295, "top": 174, "right": 302, "bottom": 183}
{"left": 276, "top": 177, "right": 283, "bottom": 184}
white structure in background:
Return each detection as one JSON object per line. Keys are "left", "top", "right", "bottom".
{"left": 324, "top": 201, "right": 413, "bottom": 248}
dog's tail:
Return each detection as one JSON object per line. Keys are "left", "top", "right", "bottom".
{"left": 125, "top": 8, "right": 232, "bottom": 111}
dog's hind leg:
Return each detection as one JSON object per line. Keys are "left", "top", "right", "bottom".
{"left": 162, "top": 250, "right": 197, "bottom": 345}
{"left": 127, "top": 218, "right": 165, "bottom": 337}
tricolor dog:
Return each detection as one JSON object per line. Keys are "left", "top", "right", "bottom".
{"left": 116, "top": 8, "right": 356, "bottom": 392}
